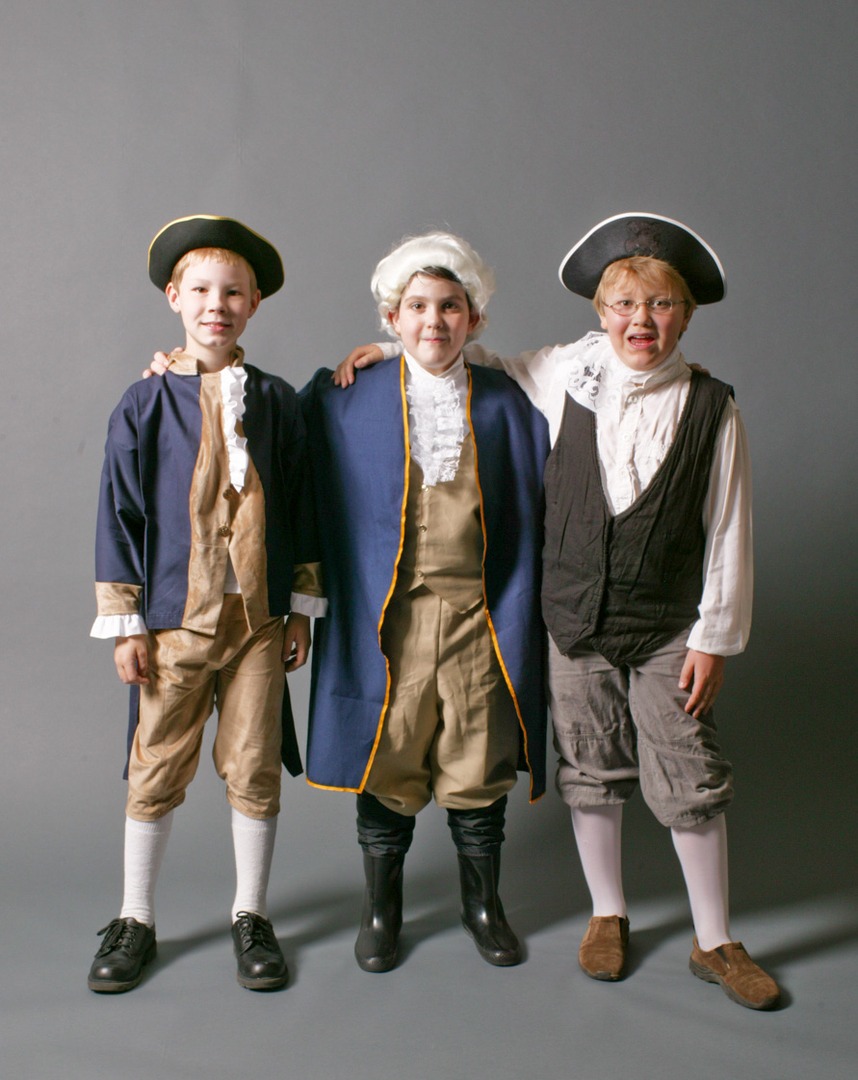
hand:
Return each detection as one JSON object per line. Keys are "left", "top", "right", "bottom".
{"left": 114, "top": 635, "right": 150, "bottom": 685}
{"left": 283, "top": 613, "right": 311, "bottom": 672}
{"left": 678, "top": 650, "right": 725, "bottom": 717}
{"left": 332, "top": 345, "right": 384, "bottom": 387}
{"left": 142, "top": 349, "right": 179, "bottom": 379}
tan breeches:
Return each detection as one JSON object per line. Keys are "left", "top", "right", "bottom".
{"left": 367, "top": 585, "right": 519, "bottom": 816}
{"left": 126, "top": 595, "right": 285, "bottom": 822}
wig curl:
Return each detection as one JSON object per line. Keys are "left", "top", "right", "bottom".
{"left": 371, "top": 231, "right": 495, "bottom": 339}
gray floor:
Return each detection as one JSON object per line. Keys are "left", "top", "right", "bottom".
{"left": 4, "top": 730, "right": 856, "bottom": 1080}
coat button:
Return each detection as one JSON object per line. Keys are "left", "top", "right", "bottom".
{"left": 218, "top": 524, "right": 231, "bottom": 537}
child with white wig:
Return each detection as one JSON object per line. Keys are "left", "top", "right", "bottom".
{"left": 371, "top": 231, "right": 496, "bottom": 337}
{"left": 301, "top": 230, "right": 549, "bottom": 974}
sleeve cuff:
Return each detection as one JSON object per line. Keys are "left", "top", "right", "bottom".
{"left": 90, "top": 613, "right": 148, "bottom": 639}
{"left": 290, "top": 592, "right": 328, "bottom": 618}
{"left": 377, "top": 340, "right": 401, "bottom": 360}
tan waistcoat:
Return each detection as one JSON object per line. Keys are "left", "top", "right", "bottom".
{"left": 395, "top": 436, "right": 484, "bottom": 614}
{"left": 182, "top": 369, "right": 270, "bottom": 634}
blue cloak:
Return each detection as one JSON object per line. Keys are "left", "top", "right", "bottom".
{"left": 301, "top": 357, "right": 549, "bottom": 801}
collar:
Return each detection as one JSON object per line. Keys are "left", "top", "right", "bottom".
{"left": 604, "top": 342, "right": 687, "bottom": 392}
{"left": 166, "top": 346, "right": 245, "bottom": 376}
{"left": 403, "top": 349, "right": 467, "bottom": 390}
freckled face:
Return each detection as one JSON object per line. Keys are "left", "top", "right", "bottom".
{"left": 599, "top": 271, "right": 692, "bottom": 372}
{"left": 166, "top": 257, "right": 260, "bottom": 368}
{"left": 389, "top": 273, "right": 479, "bottom": 375}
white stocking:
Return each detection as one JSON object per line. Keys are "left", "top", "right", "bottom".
{"left": 570, "top": 804, "right": 627, "bottom": 917}
{"left": 231, "top": 808, "right": 277, "bottom": 922}
{"left": 120, "top": 811, "right": 174, "bottom": 928}
{"left": 671, "top": 814, "right": 730, "bottom": 951}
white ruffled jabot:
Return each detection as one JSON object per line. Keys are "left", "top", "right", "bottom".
{"left": 220, "top": 363, "right": 249, "bottom": 492}
{"left": 404, "top": 353, "right": 469, "bottom": 487}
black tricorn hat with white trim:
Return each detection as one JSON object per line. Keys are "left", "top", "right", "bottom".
{"left": 558, "top": 212, "right": 726, "bottom": 304}
{"left": 148, "top": 215, "right": 284, "bottom": 298}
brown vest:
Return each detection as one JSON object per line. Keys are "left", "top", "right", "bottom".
{"left": 183, "top": 371, "right": 270, "bottom": 634}
{"left": 396, "top": 436, "right": 484, "bottom": 613}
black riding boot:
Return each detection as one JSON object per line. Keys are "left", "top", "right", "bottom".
{"left": 448, "top": 796, "right": 522, "bottom": 967}
{"left": 456, "top": 849, "right": 522, "bottom": 966}
{"left": 354, "top": 851, "right": 405, "bottom": 972}
{"left": 354, "top": 793, "right": 415, "bottom": 973}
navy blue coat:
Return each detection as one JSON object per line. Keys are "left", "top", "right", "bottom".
{"left": 96, "top": 363, "right": 312, "bottom": 628}
{"left": 95, "top": 360, "right": 313, "bottom": 776}
{"left": 301, "top": 357, "right": 550, "bottom": 800}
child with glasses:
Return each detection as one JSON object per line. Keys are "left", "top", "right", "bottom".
{"left": 335, "top": 213, "right": 780, "bottom": 1011}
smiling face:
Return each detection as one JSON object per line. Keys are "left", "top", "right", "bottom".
{"left": 389, "top": 272, "right": 479, "bottom": 376}
{"left": 165, "top": 254, "right": 260, "bottom": 370}
{"left": 597, "top": 262, "right": 693, "bottom": 372}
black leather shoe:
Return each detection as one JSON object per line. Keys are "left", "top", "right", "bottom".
{"left": 457, "top": 852, "right": 522, "bottom": 966}
{"left": 231, "top": 911, "right": 288, "bottom": 990}
{"left": 88, "top": 917, "right": 157, "bottom": 993}
{"left": 354, "top": 852, "right": 404, "bottom": 972}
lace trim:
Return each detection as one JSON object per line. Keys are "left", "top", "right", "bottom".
{"left": 406, "top": 370, "right": 468, "bottom": 486}
{"left": 563, "top": 331, "right": 610, "bottom": 407}
{"left": 220, "top": 365, "right": 249, "bottom": 492}
{"left": 90, "top": 613, "right": 148, "bottom": 639}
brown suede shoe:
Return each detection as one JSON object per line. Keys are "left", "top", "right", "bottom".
{"left": 689, "top": 938, "right": 780, "bottom": 1010}
{"left": 578, "top": 915, "right": 630, "bottom": 981}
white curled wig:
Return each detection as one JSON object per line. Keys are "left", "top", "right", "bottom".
{"left": 371, "top": 231, "right": 496, "bottom": 340}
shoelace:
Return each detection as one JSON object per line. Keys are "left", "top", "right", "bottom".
{"left": 233, "top": 912, "right": 277, "bottom": 953}
{"left": 95, "top": 919, "right": 145, "bottom": 956}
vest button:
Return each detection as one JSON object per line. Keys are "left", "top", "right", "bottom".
{"left": 222, "top": 487, "right": 233, "bottom": 499}
{"left": 218, "top": 524, "right": 231, "bottom": 537}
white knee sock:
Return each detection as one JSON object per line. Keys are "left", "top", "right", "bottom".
{"left": 231, "top": 809, "right": 278, "bottom": 923}
{"left": 120, "top": 811, "right": 174, "bottom": 928}
{"left": 671, "top": 814, "right": 731, "bottom": 951}
{"left": 571, "top": 805, "right": 627, "bottom": 918}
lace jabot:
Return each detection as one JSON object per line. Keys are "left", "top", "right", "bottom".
{"left": 404, "top": 352, "right": 469, "bottom": 486}
{"left": 219, "top": 362, "right": 249, "bottom": 492}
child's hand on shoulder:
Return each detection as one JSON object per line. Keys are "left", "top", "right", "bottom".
{"left": 333, "top": 345, "right": 383, "bottom": 387}
{"left": 114, "top": 635, "right": 150, "bottom": 685}
{"left": 142, "top": 349, "right": 181, "bottom": 379}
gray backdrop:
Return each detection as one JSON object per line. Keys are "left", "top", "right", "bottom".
{"left": 2, "top": 2, "right": 855, "bottom": 1078}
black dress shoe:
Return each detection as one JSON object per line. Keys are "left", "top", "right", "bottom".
{"left": 231, "top": 911, "right": 288, "bottom": 990}
{"left": 88, "top": 917, "right": 157, "bottom": 993}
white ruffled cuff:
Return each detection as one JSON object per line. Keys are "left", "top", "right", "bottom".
{"left": 90, "top": 613, "right": 148, "bottom": 639}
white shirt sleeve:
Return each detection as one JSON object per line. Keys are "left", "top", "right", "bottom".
{"left": 378, "top": 338, "right": 568, "bottom": 414}
{"left": 687, "top": 398, "right": 753, "bottom": 655}
{"left": 377, "top": 340, "right": 402, "bottom": 360}
{"left": 461, "top": 342, "right": 573, "bottom": 416}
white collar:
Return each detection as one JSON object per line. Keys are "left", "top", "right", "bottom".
{"left": 604, "top": 342, "right": 686, "bottom": 391}
{"left": 403, "top": 350, "right": 467, "bottom": 388}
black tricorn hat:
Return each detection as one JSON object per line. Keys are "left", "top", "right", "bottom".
{"left": 558, "top": 212, "right": 726, "bottom": 305}
{"left": 148, "top": 215, "right": 284, "bottom": 298}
